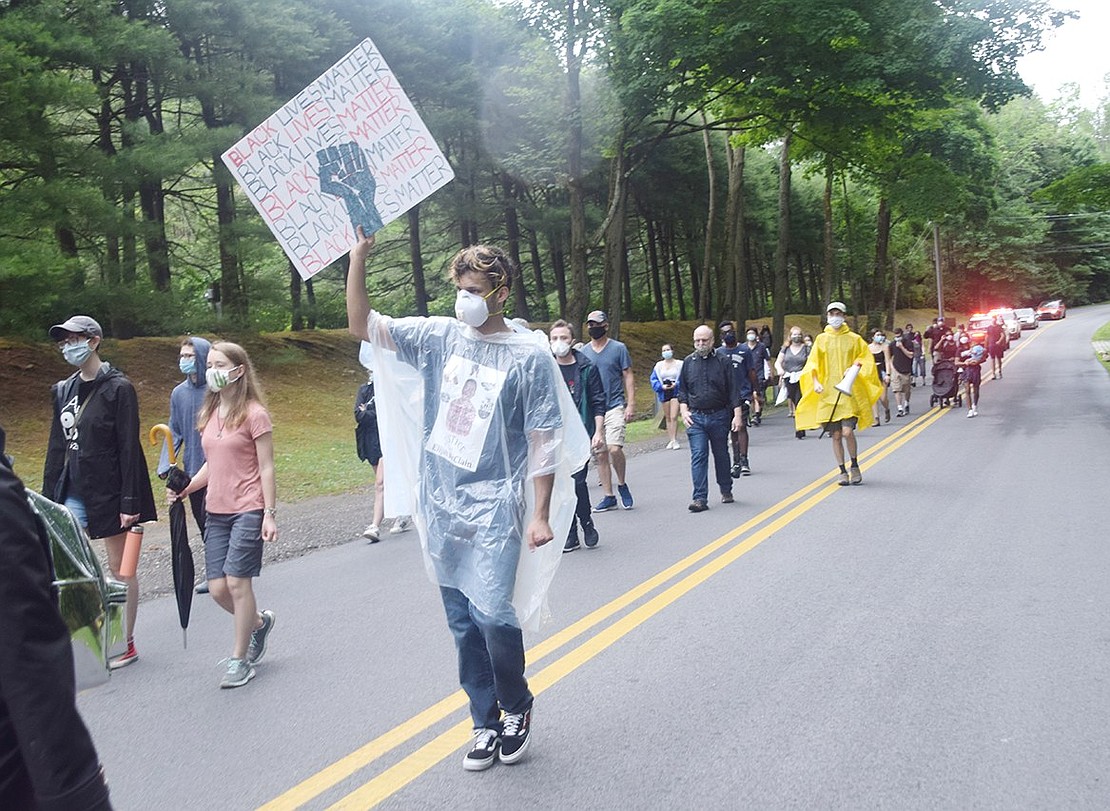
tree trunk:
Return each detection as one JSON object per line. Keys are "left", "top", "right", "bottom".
{"left": 670, "top": 227, "right": 686, "bottom": 321}
{"left": 549, "top": 232, "right": 568, "bottom": 319}
{"left": 793, "top": 250, "right": 807, "bottom": 312}
{"left": 772, "top": 131, "right": 792, "bottom": 349}
{"left": 306, "top": 279, "right": 317, "bottom": 329}
{"left": 646, "top": 217, "right": 664, "bottom": 320}
{"left": 408, "top": 205, "right": 429, "bottom": 316}
{"left": 620, "top": 237, "right": 633, "bottom": 317}
{"left": 212, "top": 154, "right": 245, "bottom": 322}
{"left": 874, "top": 195, "right": 892, "bottom": 328}
{"left": 724, "top": 141, "right": 747, "bottom": 327}
{"left": 502, "top": 175, "right": 530, "bottom": 321}
{"left": 700, "top": 119, "right": 716, "bottom": 320}
{"left": 565, "top": 3, "right": 589, "bottom": 326}
{"left": 290, "top": 262, "right": 304, "bottom": 331}
{"left": 526, "top": 227, "right": 549, "bottom": 320}
{"left": 602, "top": 140, "right": 629, "bottom": 337}
{"left": 822, "top": 158, "right": 835, "bottom": 308}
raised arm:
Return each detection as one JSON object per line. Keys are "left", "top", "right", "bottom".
{"left": 346, "top": 227, "right": 375, "bottom": 342}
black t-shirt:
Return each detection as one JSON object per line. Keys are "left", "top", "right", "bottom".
{"left": 986, "top": 323, "right": 1003, "bottom": 345}
{"left": 559, "top": 361, "right": 576, "bottom": 395}
{"left": 891, "top": 338, "right": 914, "bottom": 374}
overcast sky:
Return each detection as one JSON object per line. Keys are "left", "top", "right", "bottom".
{"left": 1017, "top": 0, "right": 1109, "bottom": 109}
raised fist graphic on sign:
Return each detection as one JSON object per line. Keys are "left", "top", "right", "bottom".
{"left": 317, "top": 141, "right": 384, "bottom": 237}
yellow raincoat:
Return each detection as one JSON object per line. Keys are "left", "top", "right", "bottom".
{"left": 794, "top": 324, "right": 883, "bottom": 431}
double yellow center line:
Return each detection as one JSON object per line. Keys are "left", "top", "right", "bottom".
{"left": 262, "top": 326, "right": 1049, "bottom": 809}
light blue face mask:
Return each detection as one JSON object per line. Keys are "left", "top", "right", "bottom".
{"left": 179, "top": 357, "right": 196, "bottom": 375}
{"left": 62, "top": 339, "right": 92, "bottom": 367}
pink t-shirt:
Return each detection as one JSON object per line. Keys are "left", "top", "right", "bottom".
{"left": 200, "top": 401, "right": 273, "bottom": 514}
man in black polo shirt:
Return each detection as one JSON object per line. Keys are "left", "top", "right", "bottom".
{"left": 678, "top": 325, "right": 744, "bottom": 512}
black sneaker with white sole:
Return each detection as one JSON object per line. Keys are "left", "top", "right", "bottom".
{"left": 463, "top": 728, "right": 500, "bottom": 771}
{"left": 499, "top": 709, "right": 532, "bottom": 764}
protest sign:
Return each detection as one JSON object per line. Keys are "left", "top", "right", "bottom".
{"left": 222, "top": 38, "right": 454, "bottom": 280}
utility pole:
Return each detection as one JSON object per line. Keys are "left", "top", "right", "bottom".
{"left": 932, "top": 222, "right": 944, "bottom": 320}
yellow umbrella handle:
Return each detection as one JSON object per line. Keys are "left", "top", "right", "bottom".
{"left": 149, "top": 423, "right": 176, "bottom": 465}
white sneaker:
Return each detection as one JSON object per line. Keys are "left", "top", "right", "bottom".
{"left": 389, "top": 517, "right": 411, "bottom": 535}
{"left": 672, "top": 441, "right": 681, "bottom": 449}
{"left": 967, "top": 409, "right": 975, "bottom": 418}
{"left": 362, "top": 524, "right": 381, "bottom": 543}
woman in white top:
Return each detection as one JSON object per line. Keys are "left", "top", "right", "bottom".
{"left": 650, "top": 344, "right": 683, "bottom": 449}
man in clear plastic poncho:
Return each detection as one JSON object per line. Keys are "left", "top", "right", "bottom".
{"left": 793, "top": 302, "right": 882, "bottom": 486}
{"left": 346, "top": 228, "right": 589, "bottom": 772}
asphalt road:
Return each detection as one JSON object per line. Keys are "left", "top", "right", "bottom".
{"left": 77, "top": 303, "right": 1110, "bottom": 810}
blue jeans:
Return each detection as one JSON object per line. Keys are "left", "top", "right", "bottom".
{"left": 440, "top": 587, "right": 533, "bottom": 731}
{"left": 64, "top": 495, "right": 88, "bottom": 529}
{"left": 687, "top": 409, "right": 732, "bottom": 502}
{"left": 912, "top": 354, "right": 926, "bottom": 379}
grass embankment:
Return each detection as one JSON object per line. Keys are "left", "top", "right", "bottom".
{"left": 1093, "top": 321, "right": 1110, "bottom": 374}
{"left": 0, "top": 308, "right": 955, "bottom": 502}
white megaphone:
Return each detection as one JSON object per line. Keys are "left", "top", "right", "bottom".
{"left": 834, "top": 362, "right": 861, "bottom": 396}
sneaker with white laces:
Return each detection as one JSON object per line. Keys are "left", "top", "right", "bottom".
{"left": 389, "top": 517, "right": 411, "bottom": 534}
{"left": 498, "top": 709, "right": 532, "bottom": 764}
{"left": 362, "top": 523, "right": 381, "bottom": 543}
{"left": 219, "top": 657, "right": 255, "bottom": 689}
{"left": 109, "top": 639, "right": 139, "bottom": 670}
{"left": 247, "top": 609, "right": 275, "bottom": 665}
{"left": 463, "top": 728, "right": 500, "bottom": 771}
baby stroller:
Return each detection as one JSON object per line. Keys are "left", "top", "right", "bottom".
{"left": 929, "top": 358, "right": 962, "bottom": 408}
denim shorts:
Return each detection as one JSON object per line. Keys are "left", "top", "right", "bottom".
{"left": 204, "top": 511, "right": 264, "bottom": 580}
{"left": 64, "top": 495, "right": 88, "bottom": 529}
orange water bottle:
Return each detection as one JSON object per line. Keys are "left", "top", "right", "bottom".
{"left": 119, "top": 525, "right": 143, "bottom": 578}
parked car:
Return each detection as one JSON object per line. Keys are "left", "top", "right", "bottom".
{"left": 988, "top": 308, "right": 1022, "bottom": 341}
{"left": 1037, "top": 299, "right": 1066, "bottom": 320}
{"left": 1014, "top": 307, "right": 1039, "bottom": 329}
{"left": 27, "top": 489, "right": 127, "bottom": 690}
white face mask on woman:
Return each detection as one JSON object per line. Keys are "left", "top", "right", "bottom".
{"left": 827, "top": 315, "right": 845, "bottom": 329}
{"left": 206, "top": 365, "right": 241, "bottom": 391}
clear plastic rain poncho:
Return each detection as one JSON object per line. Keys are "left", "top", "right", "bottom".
{"left": 364, "top": 312, "right": 591, "bottom": 630}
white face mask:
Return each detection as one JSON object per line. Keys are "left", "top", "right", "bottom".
{"left": 206, "top": 366, "right": 241, "bottom": 391}
{"left": 746, "top": 333, "right": 757, "bottom": 343}
{"left": 455, "top": 288, "right": 500, "bottom": 327}
{"left": 827, "top": 315, "right": 845, "bottom": 329}
{"left": 550, "top": 339, "right": 571, "bottom": 358}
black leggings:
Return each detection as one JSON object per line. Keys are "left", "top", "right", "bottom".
{"left": 571, "top": 463, "right": 592, "bottom": 528}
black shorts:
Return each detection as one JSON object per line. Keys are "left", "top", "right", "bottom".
{"left": 964, "top": 364, "right": 982, "bottom": 385}
{"left": 988, "top": 342, "right": 1004, "bottom": 359}
{"left": 822, "top": 416, "right": 859, "bottom": 433}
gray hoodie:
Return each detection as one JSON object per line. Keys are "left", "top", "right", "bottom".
{"left": 158, "top": 337, "right": 211, "bottom": 477}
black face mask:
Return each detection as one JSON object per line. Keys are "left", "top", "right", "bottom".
{"left": 587, "top": 324, "right": 607, "bottom": 340}
{"left": 722, "top": 332, "right": 738, "bottom": 347}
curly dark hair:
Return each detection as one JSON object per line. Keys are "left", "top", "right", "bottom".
{"left": 447, "top": 244, "right": 514, "bottom": 294}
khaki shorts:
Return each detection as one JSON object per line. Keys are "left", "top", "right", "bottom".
{"left": 603, "top": 405, "right": 627, "bottom": 447}
{"left": 890, "top": 371, "right": 912, "bottom": 393}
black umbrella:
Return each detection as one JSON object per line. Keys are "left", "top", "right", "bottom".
{"left": 165, "top": 465, "right": 195, "bottom": 649}
{"left": 150, "top": 424, "right": 195, "bottom": 649}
